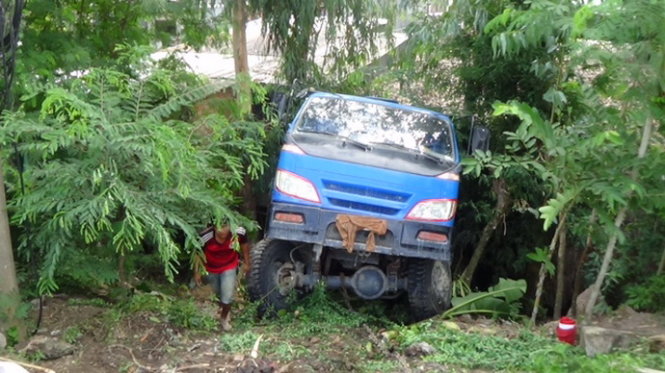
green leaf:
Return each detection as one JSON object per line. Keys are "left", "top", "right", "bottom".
{"left": 527, "top": 247, "right": 555, "bottom": 276}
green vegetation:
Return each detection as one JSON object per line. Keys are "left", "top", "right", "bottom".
{"left": 625, "top": 274, "right": 665, "bottom": 312}
{"left": 4, "top": 55, "right": 267, "bottom": 295}
{"left": 62, "top": 326, "right": 83, "bottom": 344}
{"left": 120, "top": 292, "right": 219, "bottom": 332}
{"left": 0, "top": 0, "right": 664, "bottom": 370}
{"left": 444, "top": 278, "right": 526, "bottom": 319}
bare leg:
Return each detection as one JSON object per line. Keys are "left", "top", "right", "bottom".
{"left": 219, "top": 303, "right": 232, "bottom": 331}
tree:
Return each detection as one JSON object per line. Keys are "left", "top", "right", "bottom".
{"left": 249, "top": 0, "right": 401, "bottom": 84}
{"left": 0, "top": 0, "right": 272, "bottom": 297}
{"left": 484, "top": 0, "right": 665, "bottom": 321}
{"left": 398, "top": 0, "right": 554, "bottom": 290}
{"left": 579, "top": 0, "right": 664, "bottom": 318}
{"left": 0, "top": 0, "right": 24, "bottom": 335}
{"left": 231, "top": 0, "right": 250, "bottom": 115}
{"left": 2, "top": 60, "right": 267, "bottom": 293}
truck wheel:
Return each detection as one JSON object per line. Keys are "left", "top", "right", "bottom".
{"left": 407, "top": 259, "right": 452, "bottom": 321}
{"left": 247, "top": 239, "right": 302, "bottom": 316}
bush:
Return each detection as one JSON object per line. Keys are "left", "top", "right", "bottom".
{"left": 625, "top": 275, "right": 665, "bottom": 312}
{"left": 2, "top": 57, "right": 267, "bottom": 294}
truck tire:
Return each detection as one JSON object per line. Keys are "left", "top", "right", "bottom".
{"left": 407, "top": 259, "right": 452, "bottom": 321}
{"left": 247, "top": 239, "right": 300, "bottom": 316}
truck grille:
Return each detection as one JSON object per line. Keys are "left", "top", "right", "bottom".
{"left": 322, "top": 180, "right": 410, "bottom": 202}
{"left": 328, "top": 198, "right": 400, "bottom": 215}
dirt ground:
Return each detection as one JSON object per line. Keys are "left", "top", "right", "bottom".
{"left": 14, "top": 294, "right": 411, "bottom": 373}
{"left": 5, "top": 292, "right": 665, "bottom": 373}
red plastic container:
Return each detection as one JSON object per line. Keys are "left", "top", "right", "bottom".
{"left": 556, "top": 317, "right": 577, "bottom": 345}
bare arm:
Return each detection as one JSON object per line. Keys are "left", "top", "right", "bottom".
{"left": 241, "top": 242, "right": 251, "bottom": 274}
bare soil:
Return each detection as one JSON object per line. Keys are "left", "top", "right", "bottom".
{"left": 6, "top": 292, "right": 665, "bottom": 373}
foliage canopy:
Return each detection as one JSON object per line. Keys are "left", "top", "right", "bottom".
{"left": 2, "top": 59, "right": 266, "bottom": 293}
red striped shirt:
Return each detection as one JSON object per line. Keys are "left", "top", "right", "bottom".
{"left": 204, "top": 237, "right": 238, "bottom": 274}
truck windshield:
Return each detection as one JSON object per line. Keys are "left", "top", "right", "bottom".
{"left": 295, "top": 96, "right": 455, "bottom": 161}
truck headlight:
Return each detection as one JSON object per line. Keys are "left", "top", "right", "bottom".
{"left": 406, "top": 199, "right": 456, "bottom": 222}
{"left": 275, "top": 170, "right": 321, "bottom": 203}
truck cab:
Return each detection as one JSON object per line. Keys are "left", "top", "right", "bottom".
{"left": 248, "top": 92, "right": 466, "bottom": 319}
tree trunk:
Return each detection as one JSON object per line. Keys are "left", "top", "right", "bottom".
{"left": 118, "top": 253, "right": 127, "bottom": 285}
{"left": 571, "top": 209, "right": 596, "bottom": 317}
{"left": 531, "top": 210, "right": 568, "bottom": 323}
{"left": 553, "top": 223, "right": 567, "bottom": 319}
{"left": 241, "top": 172, "right": 257, "bottom": 220}
{"left": 232, "top": 0, "right": 251, "bottom": 116}
{"left": 658, "top": 246, "right": 665, "bottom": 276}
{"left": 0, "top": 0, "right": 24, "bottom": 336}
{"left": 460, "top": 178, "right": 511, "bottom": 285}
{"left": 584, "top": 118, "right": 654, "bottom": 319}
{"left": 231, "top": 1, "right": 255, "bottom": 220}
{"left": 0, "top": 158, "right": 20, "bottom": 333}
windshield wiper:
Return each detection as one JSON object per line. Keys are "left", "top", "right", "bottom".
{"left": 296, "top": 130, "right": 373, "bottom": 151}
{"left": 374, "top": 142, "right": 451, "bottom": 165}
{"left": 340, "top": 136, "right": 373, "bottom": 151}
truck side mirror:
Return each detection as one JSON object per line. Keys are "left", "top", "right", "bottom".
{"left": 468, "top": 125, "right": 491, "bottom": 154}
{"left": 271, "top": 91, "right": 290, "bottom": 123}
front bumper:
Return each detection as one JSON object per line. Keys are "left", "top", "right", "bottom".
{"left": 266, "top": 202, "right": 452, "bottom": 261}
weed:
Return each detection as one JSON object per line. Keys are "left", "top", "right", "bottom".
{"left": 232, "top": 299, "right": 261, "bottom": 330}
{"left": 265, "top": 340, "right": 309, "bottom": 361}
{"left": 358, "top": 359, "right": 399, "bottom": 373}
{"left": 527, "top": 343, "right": 665, "bottom": 372}
{"left": 117, "top": 292, "right": 218, "bottom": 332}
{"left": 25, "top": 350, "right": 46, "bottom": 362}
{"left": 63, "top": 326, "right": 83, "bottom": 344}
{"left": 166, "top": 298, "right": 217, "bottom": 331}
{"left": 626, "top": 274, "right": 665, "bottom": 312}
{"left": 219, "top": 330, "right": 261, "bottom": 354}
{"left": 67, "top": 297, "right": 110, "bottom": 307}
{"left": 270, "top": 283, "right": 393, "bottom": 338}
{"left": 392, "top": 322, "right": 665, "bottom": 372}
{"left": 5, "top": 326, "right": 20, "bottom": 347}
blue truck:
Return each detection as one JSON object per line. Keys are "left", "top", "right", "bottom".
{"left": 248, "top": 91, "right": 488, "bottom": 320}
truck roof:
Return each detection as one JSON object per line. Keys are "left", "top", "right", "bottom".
{"left": 308, "top": 91, "right": 454, "bottom": 124}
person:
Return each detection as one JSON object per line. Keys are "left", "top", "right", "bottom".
{"left": 195, "top": 224, "right": 250, "bottom": 331}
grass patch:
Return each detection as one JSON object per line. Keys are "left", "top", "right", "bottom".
{"left": 527, "top": 343, "right": 665, "bottom": 373}
{"left": 270, "top": 285, "right": 394, "bottom": 336}
{"left": 393, "top": 320, "right": 665, "bottom": 372}
{"left": 358, "top": 359, "right": 400, "bottom": 373}
{"left": 63, "top": 326, "right": 83, "bottom": 344}
{"left": 219, "top": 330, "right": 261, "bottom": 354}
{"left": 67, "top": 297, "right": 110, "bottom": 307}
{"left": 117, "top": 292, "right": 218, "bottom": 332}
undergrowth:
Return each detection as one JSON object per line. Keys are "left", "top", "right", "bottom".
{"left": 220, "top": 284, "right": 398, "bottom": 364}
{"left": 117, "top": 292, "right": 218, "bottom": 332}
{"left": 40, "top": 285, "right": 665, "bottom": 372}
{"left": 392, "top": 320, "right": 665, "bottom": 372}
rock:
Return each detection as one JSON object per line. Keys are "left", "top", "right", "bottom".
{"left": 615, "top": 305, "right": 638, "bottom": 318}
{"left": 648, "top": 335, "right": 665, "bottom": 353}
{"left": 0, "top": 362, "right": 30, "bottom": 373}
{"left": 576, "top": 287, "right": 607, "bottom": 316}
{"left": 467, "top": 325, "right": 498, "bottom": 335}
{"left": 0, "top": 332, "right": 6, "bottom": 350}
{"left": 236, "top": 358, "right": 276, "bottom": 373}
{"left": 541, "top": 321, "right": 560, "bottom": 337}
{"left": 456, "top": 314, "right": 474, "bottom": 323}
{"left": 20, "top": 335, "right": 76, "bottom": 360}
{"left": 380, "top": 330, "right": 398, "bottom": 342}
{"left": 440, "top": 321, "right": 461, "bottom": 331}
{"left": 405, "top": 342, "right": 436, "bottom": 357}
{"left": 581, "top": 326, "right": 638, "bottom": 357}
